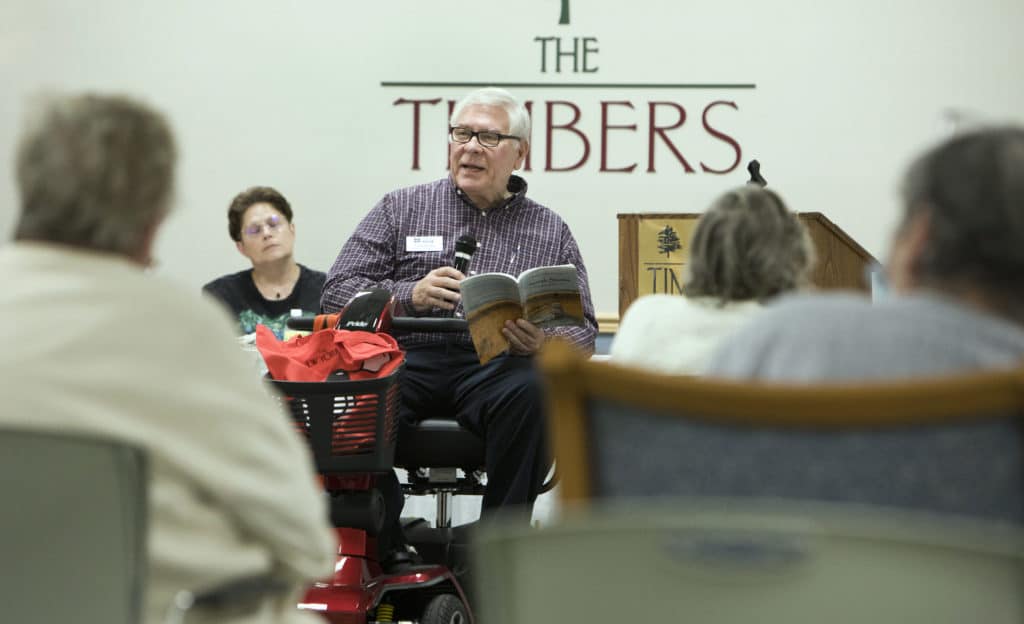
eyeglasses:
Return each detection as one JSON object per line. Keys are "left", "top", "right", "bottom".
{"left": 242, "top": 214, "right": 285, "bottom": 238}
{"left": 449, "top": 126, "right": 521, "bottom": 148}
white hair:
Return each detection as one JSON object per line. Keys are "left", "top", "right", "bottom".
{"left": 449, "top": 87, "right": 531, "bottom": 142}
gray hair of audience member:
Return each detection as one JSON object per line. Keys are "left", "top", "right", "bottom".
{"left": 449, "top": 87, "right": 532, "bottom": 142}
{"left": 14, "top": 93, "right": 177, "bottom": 259}
{"left": 683, "top": 186, "right": 815, "bottom": 302}
{"left": 900, "top": 126, "right": 1024, "bottom": 312}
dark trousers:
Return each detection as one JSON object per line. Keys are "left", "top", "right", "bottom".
{"left": 377, "top": 344, "right": 548, "bottom": 556}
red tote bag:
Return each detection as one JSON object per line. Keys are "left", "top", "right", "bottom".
{"left": 255, "top": 325, "right": 403, "bottom": 382}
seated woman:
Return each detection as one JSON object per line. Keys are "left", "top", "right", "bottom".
{"left": 203, "top": 186, "right": 325, "bottom": 339}
{"left": 611, "top": 185, "right": 814, "bottom": 374}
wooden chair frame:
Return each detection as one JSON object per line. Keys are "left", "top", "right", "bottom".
{"left": 540, "top": 341, "right": 1024, "bottom": 505}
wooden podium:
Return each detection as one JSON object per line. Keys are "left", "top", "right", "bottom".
{"left": 617, "top": 212, "right": 877, "bottom": 318}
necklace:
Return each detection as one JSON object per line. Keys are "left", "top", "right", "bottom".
{"left": 254, "top": 265, "right": 298, "bottom": 301}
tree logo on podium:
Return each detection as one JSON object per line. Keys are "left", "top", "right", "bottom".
{"left": 559, "top": 0, "right": 570, "bottom": 24}
{"left": 657, "top": 226, "right": 682, "bottom": 258}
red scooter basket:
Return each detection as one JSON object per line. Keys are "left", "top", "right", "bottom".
{"left": 267, "top": 364, "right": 403, "bottom": 474}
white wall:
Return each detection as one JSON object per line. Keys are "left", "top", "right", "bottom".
{"left": 2, "top": 0, "right": 1023, "bottom": 318}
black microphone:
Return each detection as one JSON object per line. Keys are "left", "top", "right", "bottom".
{"left": 747, "top": 160, "right": 768, "bottom": 187}
{"left": 447, "top": 233, "right": 478, "bottom": 319}
{"left": 453, "top": 233, "right": 478, "bottom": 275}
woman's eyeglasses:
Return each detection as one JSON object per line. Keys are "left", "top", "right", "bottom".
{"left": 243, "top": 214, "right": 285, "bottom": 238}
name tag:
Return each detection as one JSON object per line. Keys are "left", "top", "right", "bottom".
{"left": 406, "top": 235, "right": 443, "bottom": 252}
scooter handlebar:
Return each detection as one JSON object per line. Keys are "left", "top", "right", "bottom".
{"left": 285, "top": 316, "right": 316, "bottom": 331}
{"left": 286, "top": 315, "right": 468, "bottom": 333}
{"left": 390, "top": 316, "right": 468, "bottom": 332}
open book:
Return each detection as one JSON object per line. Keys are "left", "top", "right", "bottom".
{"left": 460, "top": 264, "right": 585, "bottom": 364}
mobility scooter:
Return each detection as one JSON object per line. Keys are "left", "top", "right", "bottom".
{"left": 263, "top": 289, "right": 483, "bottom": 624}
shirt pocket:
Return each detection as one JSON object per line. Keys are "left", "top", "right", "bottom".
{"left": 396, "top": 248, "right": 447, "bottom": 280}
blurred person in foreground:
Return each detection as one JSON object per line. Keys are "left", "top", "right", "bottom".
{"left": 611, "top": 186, "right": 814, "bottom": 374}
{"left": 322, "top": 86, "right": 597, "bottom": 567}
{"left": 706, "top": 126, "right": 1024, "bottom": 380}
{"left": 1, "top": 92, "right": 335, "bottom": 623}
{"left": 203, "top": 186, "right": 325, "bottom": 340}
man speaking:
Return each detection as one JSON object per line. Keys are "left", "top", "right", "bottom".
{"left": 322, "top": 87, "right": 597, "bottom": 565}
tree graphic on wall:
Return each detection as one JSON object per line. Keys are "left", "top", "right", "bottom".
{"left": 559, "top": 0, "right": 570, "bottom": 24}
{"left": 658, "top": 226, "right": 682, "bottom": 258}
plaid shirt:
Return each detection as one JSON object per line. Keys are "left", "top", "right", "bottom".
{"left": 323, "top": 175, "right": 597, "bottom": 351}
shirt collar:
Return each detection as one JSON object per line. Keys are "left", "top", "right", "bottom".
{"left": 449, "top": 174, "right": 528, "bottom": 213}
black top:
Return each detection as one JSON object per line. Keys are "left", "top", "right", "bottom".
{"left": 202, "top": 264, "right": 325, "bottom": 338}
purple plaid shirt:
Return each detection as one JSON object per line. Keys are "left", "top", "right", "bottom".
{"left": 323, "top": 175, "right": 597, "bottom": 352}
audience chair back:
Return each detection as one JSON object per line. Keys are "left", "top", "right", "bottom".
{"left": 0, "top": 428, "right": 147, "bottom": 624}
{"left": 475, "top": 503, "right": 1024, "bottom": 624}
{"left": 541, "top": 341, "right": 1024, "bottom": 523}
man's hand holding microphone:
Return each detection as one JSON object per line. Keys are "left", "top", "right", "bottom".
{"left": 410, "top": 267, "right": 465, "bottom": 313}
{"left": 410, "top": 233, "right": 478, "bottom": 313}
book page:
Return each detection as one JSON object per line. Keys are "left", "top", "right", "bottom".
{"left": 518, "top": 264, "right": 585, "bottom": 329}
{"left": 460, "top": 272, "right": 521, "bottom": 313}
{"left": 460, "top": 273, "right": 523, "bottom": 364}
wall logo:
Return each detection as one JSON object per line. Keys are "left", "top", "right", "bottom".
{"left": 385, "top": 0, "right": 753, "bottom": 175}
